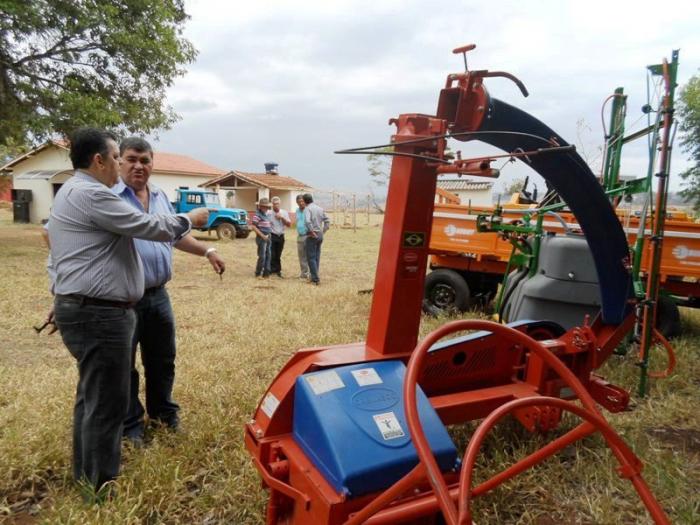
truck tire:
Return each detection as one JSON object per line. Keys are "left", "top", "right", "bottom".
{"left": 424, "top": 269, "right": 471, "bottom": 314}
{"left": 216, "top": 223, "right": 236, "bottom": 241}
{"left": 656, "top": 295, "right": 682, "bottom": 339}
{"left": 235, "top": 227, "right": 251, "bottom": 239}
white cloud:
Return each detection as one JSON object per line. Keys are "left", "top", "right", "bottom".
{"left": 151, "top": 0, "right": 700, "bottom": 193}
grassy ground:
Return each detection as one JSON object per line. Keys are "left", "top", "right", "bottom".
{"left": 0, "top": 205, "right": 698, "bottom": 524}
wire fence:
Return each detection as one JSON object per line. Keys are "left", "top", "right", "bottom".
{"left": 309, "top": 189, "right": 384, "bottom": 231}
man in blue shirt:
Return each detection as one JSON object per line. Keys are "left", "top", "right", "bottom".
{"left": 295, "top": 194, "right": 309, "bottom": 279}
{"left": 115, "top": 137, "right": 226, "bottom": 443}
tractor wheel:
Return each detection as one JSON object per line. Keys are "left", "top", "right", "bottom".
{"left": 656, "top": 295, "right": 681, "bottom": 339}
{"left": 424, "top": 269, "right": 471, "bottom": 314}
{"left": 216, "top": 223, "right": 236, "bottom": 241}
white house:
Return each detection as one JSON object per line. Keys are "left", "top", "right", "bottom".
{"left": 0, "top": 141, "right": 226, "bottom": 223}
{"left": 201, "top": 167, "right": 312, "bottom": 215}
{"left": 435, "top": 179, "right": 494, "bottom": 207}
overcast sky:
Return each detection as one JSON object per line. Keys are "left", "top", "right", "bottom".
{"left": 149, "top": 0, "right": 700, "bottom": 196}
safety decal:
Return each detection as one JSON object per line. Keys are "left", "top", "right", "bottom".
{"left": 351, "top": 368, "right": 383, "bottom": 387}
{"left": 402, "top": 231, "right": 426, "bottom": 247}
{"left": 373, "top": 411, "right": 405, "bottom": 440}
{"left": 260, "top": 392, "right": 280, "bottom": 418}
{"left": 306, "top": 370, "right": 345, "bottom": 395}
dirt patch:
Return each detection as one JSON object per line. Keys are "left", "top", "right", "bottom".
{"left": 647, "top": 426, "right": 700, "bottom": 454}
{"left": 0, "top": 470, "right": 59, "bottom": 522}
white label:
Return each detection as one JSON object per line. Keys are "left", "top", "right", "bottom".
{"left": 351, "top": 368, "right": 383, "bottom": 387}
{"left": 306, "top": 370, "right": 345, "bottom": 395}
{"left": 373, "top": 412, "right": 405, "bottom": 440}
{"left": 260, "top": 392, "right": 280, "bottom": 418}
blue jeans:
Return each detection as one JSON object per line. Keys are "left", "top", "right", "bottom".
{"left": 54, "top": 297, "right": 135, "bottom": 490}
{"left": 124, "top": 287, "right": 179, "bottom": 439}
{"left": 256, "top": 236, "right": 272, "bottom": 276}
{"left": 305, "top": 234, "right": 323, "bottom": 283}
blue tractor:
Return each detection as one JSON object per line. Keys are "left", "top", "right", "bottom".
{"left": 172, "top": 188, "right": 250, "bottom": 240}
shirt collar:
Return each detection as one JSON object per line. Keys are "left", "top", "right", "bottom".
{"left": 74, "top": 169, "right": 100, "bottom": 184}
{"left": 112, "top": 177, "right": 160, "bottom": 196}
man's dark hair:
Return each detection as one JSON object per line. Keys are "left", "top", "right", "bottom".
{"left": 120, "top": 136, "right": 153, "bottom": 156}
{"left": 302, "top": 193, "right": 313, "bottom": 204}
{"left": 69, "top": 128, "right": 117, "bottom": 169}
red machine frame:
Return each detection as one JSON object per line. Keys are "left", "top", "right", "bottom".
{"left": 245, "top": 47, "right": 671, "bottom": 524}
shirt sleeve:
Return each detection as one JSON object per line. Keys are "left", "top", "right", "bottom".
{"left": 304, "top": 208, "right": 312, "bottom": 231}
{"left": 80, "top": 187, "right": 190, "bottom": 242}
{"left": 322, "top": 211, "right": 330, "bottom": 232}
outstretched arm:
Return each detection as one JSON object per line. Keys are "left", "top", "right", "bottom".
{"left": 175, "top": 234, "right": 226, "bottom": 275}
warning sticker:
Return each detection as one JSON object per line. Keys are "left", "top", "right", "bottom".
{"left": 373, "top": 412, "right": 405, "bottom": 440}
{"left": 351, "top": 368, "right": 383, "bottom": 387}
{"left": 306, "top": 370, "right": 345, "bottom": 395}
{"left": 260, "top": 392, "right": 280, "bottom": 418}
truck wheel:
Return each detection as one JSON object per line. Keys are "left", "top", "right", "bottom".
{"left": 216, "top": 223, "right": 236, "bottom": 241}
{"left": 236, "top": 227, "right": 251, "bottom": 239}
{"left": 424, "top": 269, "right": 471, "bottom": 314}
{"left": 656, "top": 295, "right": 681, "bottom": 339}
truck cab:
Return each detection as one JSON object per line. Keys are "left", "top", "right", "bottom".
{"left": 173, "top": 188, "right": 250, "bottom": 240}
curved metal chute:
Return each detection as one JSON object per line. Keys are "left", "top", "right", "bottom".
{"left": 455, "top": 98, "right": 632, "bottom": 324}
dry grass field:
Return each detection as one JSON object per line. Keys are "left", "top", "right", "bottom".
{"left": 0, "top": 204, "right": 699, "bottom": 524}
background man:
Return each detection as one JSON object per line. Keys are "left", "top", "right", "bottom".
{"left": 48, "top": 128, "right": 208, "bottom": 496}
{"left": 251, "top": 198, "right": 272, "bottom": 278}
{"left": 302, "top": 193, "right": 330, "bottom": 285}
{"left": 295, "top": 195, "right": 309, "bottom": 280}
{"left": 116, "top": 137, "right": 226, "bottom": 444}
{"left": 268, "top": 196, "right": 291, "bottom": 278}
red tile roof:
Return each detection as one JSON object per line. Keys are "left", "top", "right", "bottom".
{"left": 1, "top": 140, "right": 225, "bottom": 178}
{"left": 152, "top": 152, "right": 226, "bottom": 177}
{"left": 203, "top": 170, "right": 311, "bottom": 190}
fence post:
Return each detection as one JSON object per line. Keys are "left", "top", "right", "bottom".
{"left": 352, "top": 193, "right": 357, "bottom": 233}
{"left": 367, "top": 194, "right": 371, "bottom": 225}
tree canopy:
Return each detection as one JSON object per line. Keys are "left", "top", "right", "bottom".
{"left": 0, "top": 0, "right": 196, "bottom": 150}
{"left": 678, "top": 72, "right": 700, "bottom": 212}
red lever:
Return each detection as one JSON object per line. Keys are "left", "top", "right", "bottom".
{"left": 452, "top": 44, "right": 476, "bottom": 54}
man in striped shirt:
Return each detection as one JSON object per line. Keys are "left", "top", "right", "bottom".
{"left": 48, "top": 128, "right": 209, "bottom": 497}
{"left": 251, "top": 198, "right": 272, "bottom": 278}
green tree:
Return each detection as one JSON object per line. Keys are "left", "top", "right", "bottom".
{"left": 678, "top": 73, "right": 700, "bottom": 213}
{"left": 501, "top": 177, "right": 526, "bottom": 196}
{"left": 0, "top": 0, "right": 196, "bottom": 147}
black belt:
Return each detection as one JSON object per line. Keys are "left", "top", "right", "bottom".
{"left": 56, "top": 294, "right": 136, "bottom": 309}
{"left": 144, "top": 284, "right": 165, "bottom": 295}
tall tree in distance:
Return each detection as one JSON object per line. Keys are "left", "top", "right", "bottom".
{"left": 0, "top": 0, "right": 196, "bottom": 149}
{"left": 678, "top": 72, "right": 700, "bottom": 213}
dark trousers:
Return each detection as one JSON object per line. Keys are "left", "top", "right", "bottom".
{"left": 255, "top": 236, "right": 272, "bottom": 276}
{"left": 270, "top": 233, "right": 285, "bottom": 275}
{"left": 305, "top": 234, "right": 323, "bottom": 283}
{"left": 124, "top": 287, "right": 179, "bottom": 439}
{"left": 54, "top": 297, "right": 135, "bottom": 490}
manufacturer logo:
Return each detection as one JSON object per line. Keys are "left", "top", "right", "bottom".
{"left": 351, "top": 387, "right": 399, "bottom": 411}
{"left": 444, "top": 224, "right": 475, "bottom": 237}
{"left": 672, "top": 245, "right": 700, "bottom": 260}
